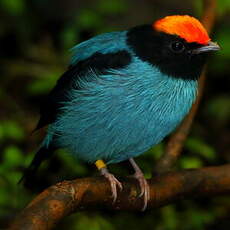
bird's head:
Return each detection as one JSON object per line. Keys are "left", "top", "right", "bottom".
{"left": 127, "top": 15, "right": 220, "bottom": 80}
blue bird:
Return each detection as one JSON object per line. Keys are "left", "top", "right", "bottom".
{"left": 20, "top": 15, "right": 219, "bottom": 210}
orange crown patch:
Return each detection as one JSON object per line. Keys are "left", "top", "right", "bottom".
{"left": 153, "top": 15, "right": 210, "bottom": 45}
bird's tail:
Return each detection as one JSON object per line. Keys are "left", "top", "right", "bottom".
{"left": 19, "top": 145, "right": 55, "bottom": 186}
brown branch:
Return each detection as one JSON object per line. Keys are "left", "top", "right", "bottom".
{"left": 154, "top": 0, "right": 217, "bottom": 174}
{"left": 9, "top": 164, "right": 230, "bottom": 230}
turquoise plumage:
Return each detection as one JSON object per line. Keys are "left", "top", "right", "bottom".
{"left": 46, "top": 32, "right": 198, "bottom": 163}
{"left": 21, "top": 15, "right": 219, "bottom": 210}
{"left": 70, "top": 31, "right": 127, "bottom": 64}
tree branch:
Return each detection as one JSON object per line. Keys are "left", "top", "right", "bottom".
{"left": 154, "top": 0, "right": 217, "bottom": 174}
{"left": 9, "top": 164, "right": 230, "bottom": 230}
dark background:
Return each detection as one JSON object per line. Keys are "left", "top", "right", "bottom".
{"left": 0, "top": 0, "right": 229, "bottom": 229}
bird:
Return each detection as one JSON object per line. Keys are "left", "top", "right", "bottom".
{"left": 20, "top": 15, "right": 220, "bottom": 210}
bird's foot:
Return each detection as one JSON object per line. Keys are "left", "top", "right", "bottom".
{"left": 100, "top": 167, "right": 123, "bottom": 203}
{"left": 128, "top": 158, "right": 150, "bottom": 211}
{"left": 131, "top": 170, "right": 150, "bottom": 211}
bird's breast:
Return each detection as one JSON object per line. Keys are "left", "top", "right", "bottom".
{"left": 52, "top": 59, "right": 198, "bottom": 163}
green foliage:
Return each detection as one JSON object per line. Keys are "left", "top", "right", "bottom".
{"left": 210, "top": 26, "right": 230, "bottom": 74}
{"left": 78, "top": 9, "right": 104, "bottom": 29}
{"left": 194, "top": 0, "right": 230, "bottom": 18}
{"left": 70, "top": 214, "right": 115, "bottom": 230}
{"left": 3, "top": 146, "right": 24, "bottom": 168}
{"left": 61, "top": 27, "right": 80, "bottom": 50}
{"left": 185, "top": 137, "right": 216, "bottom": 160}
{"left": 181, "top": 205, "right": 214, "bottom": 230}
{"left": 193, "top": 0, "right": 203, "bottom": 17}
{"left": 180, "top": 137, "right": 216, "bottom": 168}
{"left": 206, "top": 95, "right": 230, "bottom": 124}
{"left": 180, "top": 156, "right": 203, "bottom": 169}
{"left": 0, "top": 0, "right": 25, "bottom": 15}
{"left": 217, "top": 0, "right": 230, "bottom": 15}
{"left": 0, "top": 121, "right": 25, "bottom": 141}
{"left": 56, "top": 149, "right": 88, "bottom": 176}
{"left": 0, "top": 145, "right": 30, "bottom": 216}
{"left": 161, "top": 206, "right": 179, "bottom": 230}
{"left": 97, "top": 0, "right": 127, "bottom": 14}
{"left": 27, "top": 70, "right": 61, "bottom": 95}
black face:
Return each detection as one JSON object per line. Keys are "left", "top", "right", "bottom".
{"left": 127, "top": 25, "right": 208, "bottom": 80}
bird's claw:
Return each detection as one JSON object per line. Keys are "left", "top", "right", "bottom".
{"left": 100, "top": 168, "right": 122, "bottom": 203}
{"left": 131, "top": 171, "right": 150, "bottom": 211}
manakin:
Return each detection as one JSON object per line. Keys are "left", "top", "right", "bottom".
{"left": 20, "top": 15, "right": 220, "bottom": 210}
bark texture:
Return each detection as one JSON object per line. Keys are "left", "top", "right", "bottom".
{"left": 9, "top": 165, "right": 230, "bottom": 230}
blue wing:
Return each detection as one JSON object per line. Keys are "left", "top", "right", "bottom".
{"left": 35, "top": 31, "right": 130, "bottom": 130}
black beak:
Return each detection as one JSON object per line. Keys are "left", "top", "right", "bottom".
{"left": 192, "top": 41, "right": 220, "bottom": 54}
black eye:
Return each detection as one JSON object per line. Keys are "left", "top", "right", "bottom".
{"left": 170, "top": 41, "right": 185, "bottom": 53}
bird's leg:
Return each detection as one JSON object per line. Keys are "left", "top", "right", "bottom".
{"left": 95, "top": 160, "right": 122, "bottom": 203}
{"left": 129, "top": 158, "right": 150, "bottom": 211}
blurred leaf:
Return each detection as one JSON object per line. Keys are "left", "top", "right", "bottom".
{"left": 27, "top": 71, "right": 60, "bottom": 95}
{"left": 1, "top": 0, "right": 25, "bottom": 15}
{"left": 0, "top": 189, "right": 10, "bottom": 206}
{"left": 210, "top": 25, "right": 230, "bottom": 74}
{"left": 206, "top": 95, "right": 230, "bottom": 124}
{"left": 57, "top": 150, "right": 88, "bottom": 176}
{"left": 147, "top": 143, "right": 165, "bottom": 159}
{"left": 184, "top": 208, "right": 214, "bottom": 230}
{"left": 217, "top": 0, "right": 230, "bottom": 15}
{"left": 97, "top": 0, "right": 127, "bottom": 14}
{"left": 61, "top": 26, "right": 79, "bottom": 50}
{"left": 68, "top": 214, "right": 115, "bottom": 230}
{"left": 3, "top": 145, "right": 24, "bottom": 168}
{"left": 161, "top": 206, "right": 178, "bottom": 230}
{"left": 77, "top": 9, "right": 103, "bottom": 29}
{"left": 185, "top": 137, "right": 216, "bottom": 160}
{"left": 5, "top": 171, "right": 22, "bottom": 185}
{"left": 2, "top": 121, "right": 25, "bottom": 141}
{"left": 193, "top": 0, "right": 203, "bottom": 17}
{"left": 0, "top": 124, "right": 4, "bottom": 141}
{"left": 180, "top": 156, "right": 203, "bottom": 169}
{"left": 216, "top": 29, "right": 230, "bottom": 58}
{"left": 24, "top": 152, "right": 34, "bottom": 167}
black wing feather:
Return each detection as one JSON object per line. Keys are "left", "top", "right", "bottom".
{"left": 35, "top": 50, "right": 131, "bottom": 130}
